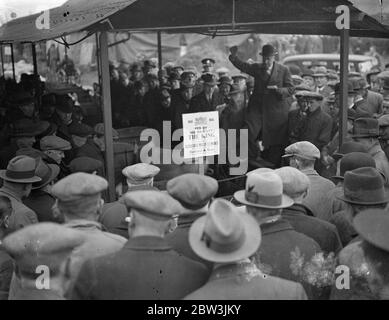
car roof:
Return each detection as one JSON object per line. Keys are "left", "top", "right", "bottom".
{"left": 282, "top": 53, "right": 373, "bottom": 63}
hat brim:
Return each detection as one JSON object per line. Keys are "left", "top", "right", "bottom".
{"left": 282, "top": 154, "right": 318, "bottom": 161}
{"left": 189, "top": 211, "right": 261, "bottom": 263}
{"left": 259, "top": 52, "right": 277, "bottom": 56}
{"left": 0, "top": 170, "right": 41, "bottom": 184}
{"left": 233, "top": 190, "right": 294, "bottom": 209}
{"left": 336, "top": 193, "right": 389, "bottom": 205}
{"left": 32, "top": 164, "right": 60, "bottom": 190}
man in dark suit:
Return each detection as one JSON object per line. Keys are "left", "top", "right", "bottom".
{"left": 184, "top": 198, "right": 307, "bottom": 300}
{"left": 189, "top": 73, "right": 223, "bottom": 113}
{"left": 165, "top": 173, "right": 218, "bottom": 270}
{"left": 71, "top": 190, "right": 209, "bottom": 300}
{"left": 229, "top": 44, "right": 294, "bottom": 167}
{"left": 0, "top": 196, "right": 13, "bottom": 300}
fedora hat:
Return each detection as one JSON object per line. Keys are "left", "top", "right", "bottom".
{"left": 32, "top": 159, "right": 60, "bottom": 190}
{"left": 189, "top": 198, "right": 261, "bottom": 263}
{"left": 332, "top": 152, "right": 376, "bottom": 180}
{"left": 0, "top": 156, "right": 41, "bottom": 184}
{"left": 337, "top": 167, "right": 389, "bottom": 205}
{"left": 351, "top": 117, "right": 380, "bottom": 138}
{"left": 259, "top": 44, "right": 277, "bottom": 57}
{"left": 332, "top": 141, "right": 368, "bottom": 161}
{"left": 234, "top": 172, "right": 294, "bottom": 209}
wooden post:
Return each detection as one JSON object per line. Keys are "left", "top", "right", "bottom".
{"left": 339, "top": 28, "right": 349, "bottom": 147}
{"left": 0, "top": 45, "right": 4, "bottom": 76}
{"left": 10, "top": 43, "right": 16, "bottom": 81}
{"left": 99, "top": 31, "right": 116, "bottom": 202}
{"left": 31, "top": 43, "right": 38, "bottom": 75}
{"left": 157, "top": 31, "right": 162, "bottom": 72}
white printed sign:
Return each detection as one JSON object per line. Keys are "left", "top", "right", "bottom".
{"left": 183, "top": 111, "right": 220, "bottom": 159}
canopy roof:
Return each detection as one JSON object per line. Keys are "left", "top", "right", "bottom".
{"left": 0, "top": 0, "right": 388, "bottom": 44}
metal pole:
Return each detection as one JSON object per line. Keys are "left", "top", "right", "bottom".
{"left": 32, "top": 43, "right": 38, "bottom": 75}
{"left": 157, "top": 31, "right": 162, "bottom": 72}
{"left": 99, "top": 31, "right": 116, "bottom": 202}
{"left": 10, "top": 43, "right": 16, "bottom": 81}
{"left": 339, "top": 28, "right": 349, "bottom": 147}
{"left": 0, "top": 45, "right": 4, "bottom": 76}
{"left": 95, "top": 33, "right": 102, "bottom": 87}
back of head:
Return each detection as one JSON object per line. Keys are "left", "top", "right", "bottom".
{"left": 275, "top": 166, "right": 310, "bottom": 200}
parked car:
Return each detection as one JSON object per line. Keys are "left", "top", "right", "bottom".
{"left": 282, "top": 53, "right": 378, "bottom": 74}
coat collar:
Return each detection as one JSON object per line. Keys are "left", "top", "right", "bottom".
{"left": 301, "top": 168, "right": 319, "bottom": 176}
{"left": 124, "top": 236, "right": 172, "bottom": 251}
{"left": 64, "top": 219, "right": 104, "bottom": 231}
{"left": 209, "top": 260, "right": 264, "bottom": 281}
{"left": 282, "top": 203, "right": 314, "bottom": 217}
{"left": 260, "top": 218, "right": 294, "bottom": 235}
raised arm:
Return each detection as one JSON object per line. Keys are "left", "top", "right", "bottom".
{"left": 228, "top": 46, "right": 257, "bottom": 77}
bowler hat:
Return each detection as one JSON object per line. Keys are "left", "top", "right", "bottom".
{"left": 337, "top": 167, "right": 389, "bottom": 205}
{"left": 353, "top": 209, "right": 389, "bottom": 252}
{"left": 332, "top": 141, "right": 368, "bottom": 161}
{"left": 189, "top": 198, "right": 261, "bottom": 263}
{"left": 234, "top": 171, "right": 294, "bottom": 209}
{"left": 201, "top": 73, "right": 218, "bottom": 86}
{"left": 351, "top": 117, "right": 379, "bottom": 138}
{"left": 32, "top": 159, "right": 60, "bottom": 190}
{"left": 259, "top": 44, "right": 277, "bottom": 57}
{"left": 0, "top": 156, "right": 41, "bottom": 184}
{"left": 332, "top": 152, "right": 376, "bottom": 180}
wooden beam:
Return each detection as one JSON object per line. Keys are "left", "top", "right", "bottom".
{"left": 0, "top": 45, "right": 4, "bottom": 76}
{"left": 99, "top": 31, "right": 116, "bottom": 202}
{"left": 31, "top": 43, "right": 38, "bottom": 75}
{"left": 339, "top": 28, "right": 349, "bottom": 147}
{"left": 10, "top": 43, "right": 15, "bottom": 81}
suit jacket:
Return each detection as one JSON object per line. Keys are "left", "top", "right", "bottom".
{"left": 255, "top": 218, "right": 322, "bottom": 300}
{"left": 301, "top": 169, "right": 336, "bottom": 222}
{"left": 189, "top": 91, "right": 221, "bottom": 113}
{"left": 0, "top": 245, "right": 13, "bottom": 300}
{"left": 165, "top": 213, "right": 214, "bottom": 271}
{"left": 71, "top": 236, "right": 210, "bottom": 300}
{"left": 170, "top": 89, "right": 192, "bottom": 130}
{"left": 282, "top": 203, "right": 343, "bottom": 255}
{"left": 23, "top": 189, "right": 63, "bottom": 223}
{"left": 288, "top": 107, "right": 333, "bottom": 151}
{"left": 229, "top": 55, "right": 294, "bottom": 147}
{"left": 184, "top": 261, "right": 307, "bottom": 300}
{"left": 354, "top": 90, "right": 383, "bottom": 116}
{"left": 0, "top": 187, "right": 38, "bottom": 232}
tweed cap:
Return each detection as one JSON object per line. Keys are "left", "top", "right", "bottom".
{"left": 40, "top": 135, "right": 71, "bottom": 151}
{"left": 283, "top": 141, "right": 320, "bottom": 161}
{"left": 68, "top": 122, "right": 94, "bottom": 137}
{"left": 167, "top": 174, "right": 218, "bottom": 211}
{"left": 294, "top": 90, "right": 323, "bottom": 101}
{"left": 120, "top": 190, "right": 182, "bottom": 220}
{"left": 69, "top": 157, "right": 103, "bottom": 174}
{"left": 3, "top": 223, "right": 85, "bottom": 274}
{"left": 122, "top": 163, "right": 160, "bottom": 185}
{"left": 275, "top": 166, "right": 310, "bottom": 197}
{"left": 51, "top": 172, "right": 108, "bottom": 202}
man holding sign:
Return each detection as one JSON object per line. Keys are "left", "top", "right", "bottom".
{"left": 229, "top": 44, "right": 294, "bottom": 167}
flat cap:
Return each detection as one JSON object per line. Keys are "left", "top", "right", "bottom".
{"left": 40, "top": 135, "right": 71, "bottom": 151}
{"left": 283, "top": 141, "right": 320, "bottom": 161}
{"left": 275, "top": 166, "right": 310, "bottom": 197}
{"left": 69, "top": 157, "right": 103, "bottom": 174}
{"left": 93, "top": 123, "right": 119, "bottom": 139}
{"left": 378, "top": 114, "right": 389, "bottom": 127}
{"left": 3, "top": 223, "right": 85, "bottom": 273}
{"left": 122, "top": 163, "right": 160, "bottom": 185}
{"left": 51, "top": 172, "right": 108, "bottom": 202}
{"left": 295, "top": 90, "right": 323, "bottom": 100}
{"left": 167, "top": 173, "right": 218, "bottom": 211}
{"left": 68, "top": 122, "right": 94, "bottom": 137}
{"left": 120, "top": 190, "right": 182, "bottom": 219}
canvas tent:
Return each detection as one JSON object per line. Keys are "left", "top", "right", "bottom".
{"left": 0, "top": 0, "right": 388, "bottom": 201}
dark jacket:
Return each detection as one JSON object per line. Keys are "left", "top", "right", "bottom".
{"left": 23, "top": 189, "right": 63, "bottom": 223}
{"left": 184, "top": 261, "right": 307, "bottom": 300}
{"left": 255, "top": 218, "right": 322, "bottom": 300}
{"left": 71, "top": 236, "right": 209, "bottom": 300}
{"left": 170, "top": 89, "right": 192, "bottom": 130}
{"left": 229, "top": 56, "right": 294, "bottom": 147}
{"left": 74, "top": 139, "right": 105, "bottom": 164}
{"left": 329, "top": 210, "right": 358, "bottom": 247}
{"left": 0, "top": 245, "right": 13, "bottom": 300}
{"left": 282, "top": 203, "right": 343, "bottom": 255}
{"left": 165, "top": 213, "right": 214, "bottom": 271}
{"left": 288, "top": 107, "right": 333, "bottom": 151}
{"left": 189, "top": 91, "right": 220, "bottom": 113}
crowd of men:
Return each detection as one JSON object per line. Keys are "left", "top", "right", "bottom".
{"left": 1, "top": 43, "right": 389, "bottom": 300}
